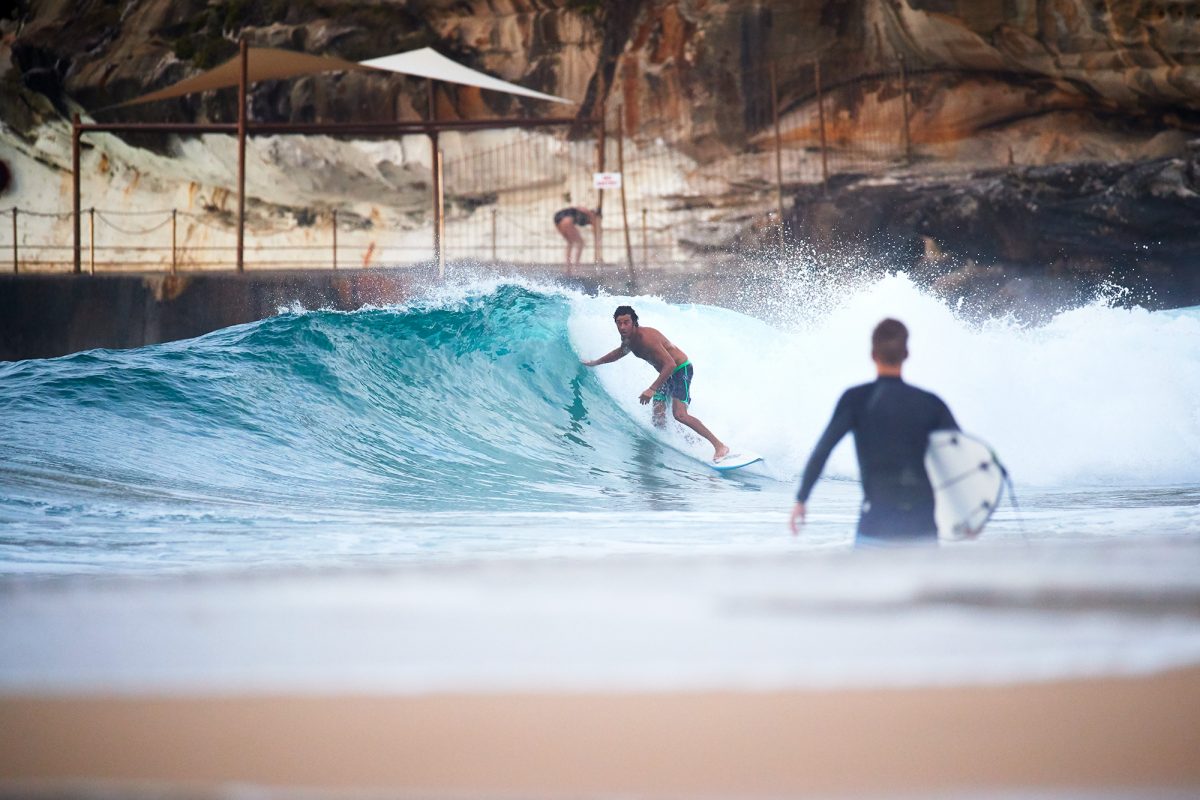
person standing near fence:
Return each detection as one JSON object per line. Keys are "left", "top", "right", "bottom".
{"left": 553, "top": 206, "right": 599, "bottom": 268}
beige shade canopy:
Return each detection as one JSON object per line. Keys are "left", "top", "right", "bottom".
{"left": 119, "top": 46, "right": 572, "bottom": 108}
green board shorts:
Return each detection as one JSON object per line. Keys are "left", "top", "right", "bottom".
{"left": 652, "top": 360, "right": 693, "bottom": 404}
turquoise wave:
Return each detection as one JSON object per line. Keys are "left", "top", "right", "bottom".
{"left": 0, "top": 285, "right": 738, "bottom": 522}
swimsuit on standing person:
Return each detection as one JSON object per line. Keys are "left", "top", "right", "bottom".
{"left": 553, "top": 208, "right": 590, "bottom": 227}
{"left": 652, "top": 360, "right": 693, "bottom": 404}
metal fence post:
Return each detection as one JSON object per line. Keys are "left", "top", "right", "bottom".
{"left": 436, "top": 148, "right": 445, "bottom": 279}
{"left": 236, "top": 39, "right": 247, "bottom": 272}
{"left": 171, "top": 210, "right": 177, "bottom": 274}
{"left": 72, "top": 114, "right": 81, "bottom": 274}
{"left": 491, "top": 208, "right": 497, "bottom": 262}
{"left": 770, "top": 61, "right": 785, "bottom": 254}
{"left": 641, "top": 207, "right": 648, "bottom": 266}
{"left": 899, "top": 56, "right": 912, "bottom": 164}
{"left": 88, "top": 208, "right": 95, "bottom": 274}
{"left": 332, "top": 208, "right": 338, "bottom": 270}
{"left": 11, "top": 208, "right": 16, "bottom": 274}
{"left": 815, "top": 59, "right": 829, "bottom": 194}
{"left": 595, "top": 117, "right": 606, "bottom": 266}
{"left": 617, "top": 104, "right": 634, "bottom": 282}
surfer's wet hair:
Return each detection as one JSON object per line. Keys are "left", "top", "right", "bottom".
{"left": 872, "top": 318, "right": 909, "bottom": 365}
{"left": 613, "top": 305, "right": 639, "bottom": 326}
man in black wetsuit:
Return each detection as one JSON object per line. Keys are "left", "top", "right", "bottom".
{"left": 789, "top": 319, "right": 958, "bottom": 545}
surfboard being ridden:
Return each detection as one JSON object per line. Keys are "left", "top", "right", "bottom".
{"left": 925, "top": 431, "right": 1007, "bottom": 541}
{"left": 581, "top": 305, "right": 733, "bottom": 463}
{"left": 711, "top": 451, "right": 763, "bottom": 472}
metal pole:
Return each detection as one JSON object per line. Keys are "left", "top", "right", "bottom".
{"left": 236, "top": 39, "right": 248, "bottom": 272}
{"left": 815, "top": 59, "right": 829, "bottom": 194}
{"left": 11, "top": 208, "right": 16, "bottom": 274}
{"left": 595, "top": 117, "right": 606, "bottom": 266}
{"left": 491, "top": 208, "right": 497, "bottom": 262}
{"left": 770, "top": 62, "right": 785, "bottom": 253}
{"left": 899, "top": 56, "right": 912, "bottom": 164}
{"left": 75, "top": 118, "right": 578, "bottom": 137}
{"left": 171, "top": 210, "right": 177, "bottom": 274}
{"left": 617, "top": 104, "right": 634, "bottom": 281}
{"left": 641, "top": 207, "right": 648, "bottom": 266}
{"left": 332, "top": 208, "right": 338, "bottom": 270}
{"left": 72, "top": 114, "right": 81, "bottom": 274}
{"left": 429, "top": 135, "right": 441, "bottom": 271}
{"left": 436, "top": 148, "right": 445, "bottom": 280}
{"left": 428, "top": 78, "right": 442, "bottom": 275}
{"left": 88, "top": 207, "right": 95, "bottom": 275}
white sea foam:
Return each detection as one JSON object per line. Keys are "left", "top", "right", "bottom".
{"left": 569, "top": 274, "right": 1200, "bottom": 488}
{"left": 5, "top": 540, "right": 1200, "bottom": 693}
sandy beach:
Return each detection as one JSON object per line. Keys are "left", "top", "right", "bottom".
{"left": 2, "top": 666, "right": 1199, "bottom": 798}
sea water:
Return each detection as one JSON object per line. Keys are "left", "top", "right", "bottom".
{"left": 1, "top": 275, "right": 1199, "bottom": 692}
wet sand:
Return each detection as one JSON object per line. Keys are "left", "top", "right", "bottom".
{"left": 2, "top": 666, "right": 1199, "bottom": 798}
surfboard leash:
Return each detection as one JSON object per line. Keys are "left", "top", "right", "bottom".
{"left": 997, "top": 462, "right": 1031, "bottom": 544}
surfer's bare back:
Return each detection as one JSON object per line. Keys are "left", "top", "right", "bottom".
{"left": 582, "top": 305, "right": 729, "bottom": 462}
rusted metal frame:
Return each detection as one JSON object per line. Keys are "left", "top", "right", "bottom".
{"left": 236, "top": 39, "right": 248, "bottom": 272}
{"left": 72, "top": 78, "right": 577, "bottom": 277}
{"left": 434, "top": 146, "right": 445, "bottom": 278}
{"left": 76, "top": 122, "right": 238, "bottom": 134}
{"left": 815, "top": 59, "right": 829, "bottom": 194}
{"left": 252, "top": 118, "right": 579, "bottom": 135}
{"left": 641, "top": 207, "right": 647, "bottom": 266}
{"left": 89, "top": 208, "right": 95, "bottom": 274}
{"left": 595, "top": 117, "right": 606, "bottom": 266}
{"left": 770, "top": 61, "right": 785, "bottom": 253}
{"left": 72, "top": 114, "right": 81, "bottom": 273}
{"left": 616, "top": 104, "right": 634, "bottom": 285}
{"left": 428, "top": 78, "right": 443, "bottom": 277}
{"left": 899, "top": 56, "right": 912, "bottom": 164}
{"left": 76, "top": 119, "right": 577, "bottom": 136}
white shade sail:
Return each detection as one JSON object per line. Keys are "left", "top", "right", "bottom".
{"left": 360, "top": 47, "right": 572, "bottom": 105}
{"left": 118, "top": 46, "right": 572, "bottom": 108}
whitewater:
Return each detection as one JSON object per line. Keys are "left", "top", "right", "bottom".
{"left": 1, "top": 273, "right": 1199, "bottom": 692}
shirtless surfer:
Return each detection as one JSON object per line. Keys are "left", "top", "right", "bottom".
{"left": 583, "top": 305, "right": 730, "bottom": 462}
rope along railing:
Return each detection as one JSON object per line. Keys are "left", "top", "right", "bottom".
{"left": 8, "top": 56, "right": 1181, "bottom": 274}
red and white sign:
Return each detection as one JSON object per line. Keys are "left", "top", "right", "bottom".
{"left": 593, "top": 172, "right": 622, "bottom": 190}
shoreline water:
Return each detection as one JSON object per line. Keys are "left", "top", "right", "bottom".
{"left": 2, "top": 279, "right": 1198, "bottom": 799}
{"left": 3, "top": 666, "right": 1199, "bottom": 798}
{"left": 4, "top": 541, "right": 1200, "bottom": 696}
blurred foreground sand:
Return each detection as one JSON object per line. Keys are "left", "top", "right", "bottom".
{"left": 2, "top": 665, "right": 1199, "bottom": 798}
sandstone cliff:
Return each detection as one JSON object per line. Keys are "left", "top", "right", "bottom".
{"left": 2, "top": 1, "right": 1198, "bottom": 300}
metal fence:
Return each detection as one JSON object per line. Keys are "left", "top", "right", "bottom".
{"left": 1, "top": 57, "right": 1162, "bottom": 274}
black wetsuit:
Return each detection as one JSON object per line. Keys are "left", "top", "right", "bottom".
{"left": 796, "top": 376, "right": 958, "bottom": 542}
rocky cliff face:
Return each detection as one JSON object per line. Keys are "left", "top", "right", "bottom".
{"left": 2, "top": 1, "right": 1198, "bottom": 298}
{"left": 8, "top": 1, "right": 1199, "bottom": 151}
{"left": 775, "top": 147, "right": 1200, "bottom": 313}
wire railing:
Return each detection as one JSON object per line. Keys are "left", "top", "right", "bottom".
{"left": 5, "top": 56, "right": 1180, "bottom": 275}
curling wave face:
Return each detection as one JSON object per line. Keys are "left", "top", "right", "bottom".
{"left": 0, "top": 284, "right": 740, "bottom": 519}
{"left": 1, "top": 277, "right": 1198, "bottom": 574}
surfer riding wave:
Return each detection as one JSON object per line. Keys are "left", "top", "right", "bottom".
{"left": 582, "top": 305, "right": 730, "bottom": 463}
